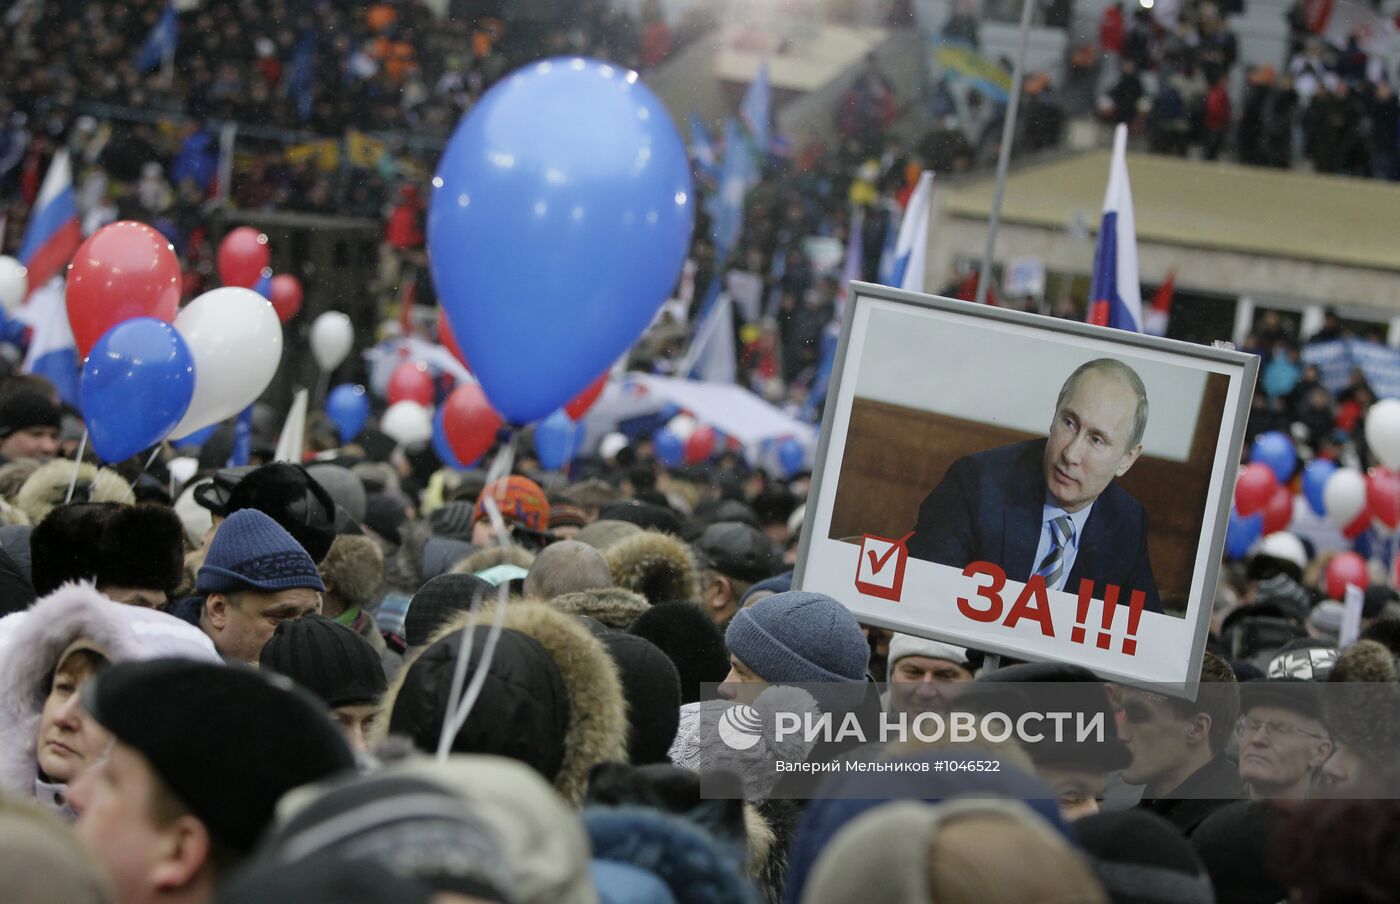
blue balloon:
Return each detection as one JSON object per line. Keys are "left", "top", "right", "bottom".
{"left": 1261, "top": 357, "right": 1301, "bottom": 399}
{"left": 432, "top": 405, "right": 469, "bottom": 470}
{"left": 80, "top": 318, "right": 195, "bottom": 462}
{"left": 171, "top": 423, "right": 217, "bottom": 449}
{"left": 429, "top": 57, "right": 694, "bottom": 424}
{"left": 778, "top": 437, "right": 806, "bottom": 479}
{"left": 534, "top": 409, "right": 581, "bottom": 471}
{"left": 1251, "top": 431, "right": 1297, "bottom": 482}
{"left": 654, "top": 427, "right": 683, "bottom": 468}
{"left": 1302, "top": 459, "right": 1338, "bottom": 516}
{"left": 325, "top": 383, "right": 370, "bottom": 444}
{"left": 1225, "top": 508, "right": 1264, "bottom": 559}
{"left": 253, "top": 272, "right": 273, "bottom": 300}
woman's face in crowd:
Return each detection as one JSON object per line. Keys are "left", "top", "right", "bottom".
{"left": 36, "top": 650, "right": 111, "bottom": 784}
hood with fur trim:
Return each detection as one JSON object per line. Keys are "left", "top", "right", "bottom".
{"left": 377, "top": 601, "right": 628, "bottom": 805}
{"left": 551, "top": 587, "right": 650, "bottom": 629}
{"left": 0, "top": 583, "right": 220, "bottom": 794}
{"left": 605, "top": 530, "right": 702, "bottom": 605}
{"left": 16, "top": 461, "right": 133, "bottom": 526}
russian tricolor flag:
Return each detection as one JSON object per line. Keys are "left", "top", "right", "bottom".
{"left": 17, "top": 150, "right": 81, "bottom": 295}
{"left": 1086, "top": 125, "right": 1143, "bottom": 333}
{"left": 16, "top": 276, "right": 80, "bottom": 408}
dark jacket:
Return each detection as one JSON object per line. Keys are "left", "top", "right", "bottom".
{"left": 908, "top": 439, "right": 1162, "bottom": 612}
{"left": 1137, "top": 753, "right": 1245, "bottom": 836}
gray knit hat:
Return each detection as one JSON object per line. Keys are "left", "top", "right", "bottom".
{"left": 724, "top": 591, "right": 869, "bottom": 683}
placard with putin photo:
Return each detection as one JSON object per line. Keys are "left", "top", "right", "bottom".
{"left": 796, "top": 283, "right": 1258, "bottom": 693}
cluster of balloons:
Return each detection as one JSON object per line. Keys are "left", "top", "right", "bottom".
{"left": 75, "top": 222, "right": 284, "bottom": 462}
{"left": 1226, "top": 402, "right": 1400, "bottom": 597}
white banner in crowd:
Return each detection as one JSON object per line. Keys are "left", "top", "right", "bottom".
{"left": 796, "top": 283, "right": 1258, "bottom": 695}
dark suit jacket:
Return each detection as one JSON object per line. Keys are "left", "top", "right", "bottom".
{"left": 907, "top": 439, "right": 1162, "bottom": 613}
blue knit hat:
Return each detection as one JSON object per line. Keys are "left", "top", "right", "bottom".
{"left": 725, "top": 591, "right": 869, "bottom": 684}
{"left": 197, "top": 508, "right": 326, "bottom": 594}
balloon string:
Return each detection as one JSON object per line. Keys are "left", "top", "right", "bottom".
{"left": 141, "top": 444, "right": 163, "bottom": 476}
{"left": 435, "top": 435, "right": 518, "bottom": 761}
{"left": 64, "top": 430, "right": 88, "bottom": 505}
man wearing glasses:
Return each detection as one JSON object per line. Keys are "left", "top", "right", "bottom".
{"left": 1236, "top": 680, "right": 1332, "bottom": 800}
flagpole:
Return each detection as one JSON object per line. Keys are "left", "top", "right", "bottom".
{"left": 975, "top": 0, "right": 1036, "bottom": 307}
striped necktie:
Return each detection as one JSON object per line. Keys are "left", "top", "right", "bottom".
{"left": 1034, "top": 515, "right": 1075, "bottom": 589}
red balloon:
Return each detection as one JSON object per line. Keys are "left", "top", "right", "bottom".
{"left": 387, "top": 361, "right": 435, "bottom": 406}
{"left": 1262, "top": 485, "right": 1294, "bottom": 534}
{"left": 1235, "top": 463, "right": 1279, "bottom": 517}
{"left": 217, "top": 227, "right": 271, "bottom": 288}
{"left": 66, "top": 221, "right": 182, "bottom": 358}
{"left": 685, "top": 425, "right": 717, "bottom": 464}
{"left": 1326, "top": 551, "right": 1370, "bottom": 599}
{"left": 438, "top": 314, "right": 468, "bottom": 368}
{"left": 565, "top": 373, "right": 608, "bottom": 421}
{"left": 1344, "top": 508, "right": 1372, "bottom": 540}
{"left": 1367, "top": 467, "right": 1400, "bottom": 529}
{"left": 443, "top": 383, "right": 502, "bottom": 466}
{"left": 269, "top": 274, "right": 303, "bottom": 323}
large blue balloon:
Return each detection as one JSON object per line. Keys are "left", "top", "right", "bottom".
{"left": 429, "top": 57, "right": 694, "bottom": 424}
{"left": 1225, "top": 508, "right": 1264, "bottom": 559}
{"left": 1251, "top": 431, "right": 1297, "bottom": 482}
{"left": 80, "top": 318, "right": 195, "bottom": 462}
{"left": 654, "top": 427, "right": 683, "bottom": 468}
{"left": 325, "top": 383, "right": 370, "bottom": 444}
{"left": 1302, "top": 459, "right": 1338, "bottom": 516}
{"left": 535, "top": 409, "right": 582, "bottom": 471}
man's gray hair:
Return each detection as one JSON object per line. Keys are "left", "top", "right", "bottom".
{"left": 1055, "top": 358, "right": 1150, "bottom": 448}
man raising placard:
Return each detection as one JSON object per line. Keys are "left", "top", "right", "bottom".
{"left": 908, "top": 357, "right": 1161, "bottom": 613}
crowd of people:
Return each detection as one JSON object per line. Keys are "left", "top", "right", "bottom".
{"left": 1090, "top": 0, "right": 1400, "bottom": 178}
{"left": 0, "top": 368, "right": 1392, "bottom": 903}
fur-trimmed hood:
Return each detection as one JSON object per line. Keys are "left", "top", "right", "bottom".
{"left": 16, "top": 461, "right": 133, "bottom": 526}
{"left": 0, "top": 583, "right": 220, "bottom": 795}
{"left": 377, "top": 601, "right": 628, "bottom": 805}
{"left": 551, "top": 587, "right": 651, "bottom": 629}
{"left": 605, "top": 530, "right": 702, "bottom": 605}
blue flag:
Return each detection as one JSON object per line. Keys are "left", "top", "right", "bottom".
{"left": 740, "top": 60, "right": 770, "bottom": 161}
{"left": 689, "top": 114, "right": 719, "bottom": 188}
{"left": 289, "top": 32, "right": 317, "bottom": 122}
{"left": 136, "top": 6, "right": 177, "bottom": 74}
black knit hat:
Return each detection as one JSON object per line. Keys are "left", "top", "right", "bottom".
{"left": 403, "top": 573, "right": 496, "bottom": 647}
{"left": 1189, "top": 801, "right": 1287, "bottom": 904}
{"left": 259, "top": 614, "right": 387, "bottom": 708}
{"left": 82, "top": 659, "right": 356, "bottom": 854}
{"left": 628, "top": 601, "right": 730, "bottom": 705}
{"left": 582, "top": 618, "right": 681, "bottom": 765}
{"left": 428, "top": 501, "right": 476, "bottom": 541}
{"left": 1074, "top": 810, "right": 1213, "bottom": 904}
{"left": 0, "top": 390, "right": 60, "bottom": 438}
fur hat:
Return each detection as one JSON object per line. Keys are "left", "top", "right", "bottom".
{"left": 28, "top": 502, "right": 123, "bottom": 597}
{"left": 605, "top": 530, "right": 702, "bottom": 605}
{"left": 225, "top": 463, "right": 338, "bottom": 563}
{"left": 319, "top": 534, "right": 385, "bottom": 612}
{"left": 1325, "top": 640, "right": 1400, "bottom": 776}
{"left": 628, "top": 601, "right": 730, "bottom": 705}
{"left": 16, "top": 460, "right": 133, "bottom": 525}
{"left": 551, "top": 588, "right": 650, "bottom": 629}
{"left": 380, "top": 602, "right": 628, "bottom": 805}
{"left": 97, "top": 503, "right": 186, "bottom": 595}
{"left": 585, "top": 806, "right": 758, "bottom": 904}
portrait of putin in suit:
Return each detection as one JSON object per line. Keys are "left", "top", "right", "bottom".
{"left": 907, "top": 357, "right": 1161, "bottom": 613}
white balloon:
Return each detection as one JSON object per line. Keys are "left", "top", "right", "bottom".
{"left": 0, "top": 257, "right": 27, "bottom": 315}
{"left": 168, "top": 456, "right": 198, "bottom": 487}
{"left": 381, "top": 400, "right": 432, "bottom": 446}
{"left": 667, "top": 414, "right": 697, "bottom": 442}
{"left": 170, "top": 287, "right": 283, "bottom": 439}
{"left": 1366, "top": 399, "right": 1400, "bottom": 471}
{"left": 1323, "top": 468, "right": 1367, "bottom": 528}
{"left": 310, "top": 311, "right": 354, "bottom": 372}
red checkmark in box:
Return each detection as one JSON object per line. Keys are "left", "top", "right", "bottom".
{"left": 855, "top": 532, "right": 914, "bottom": 602}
